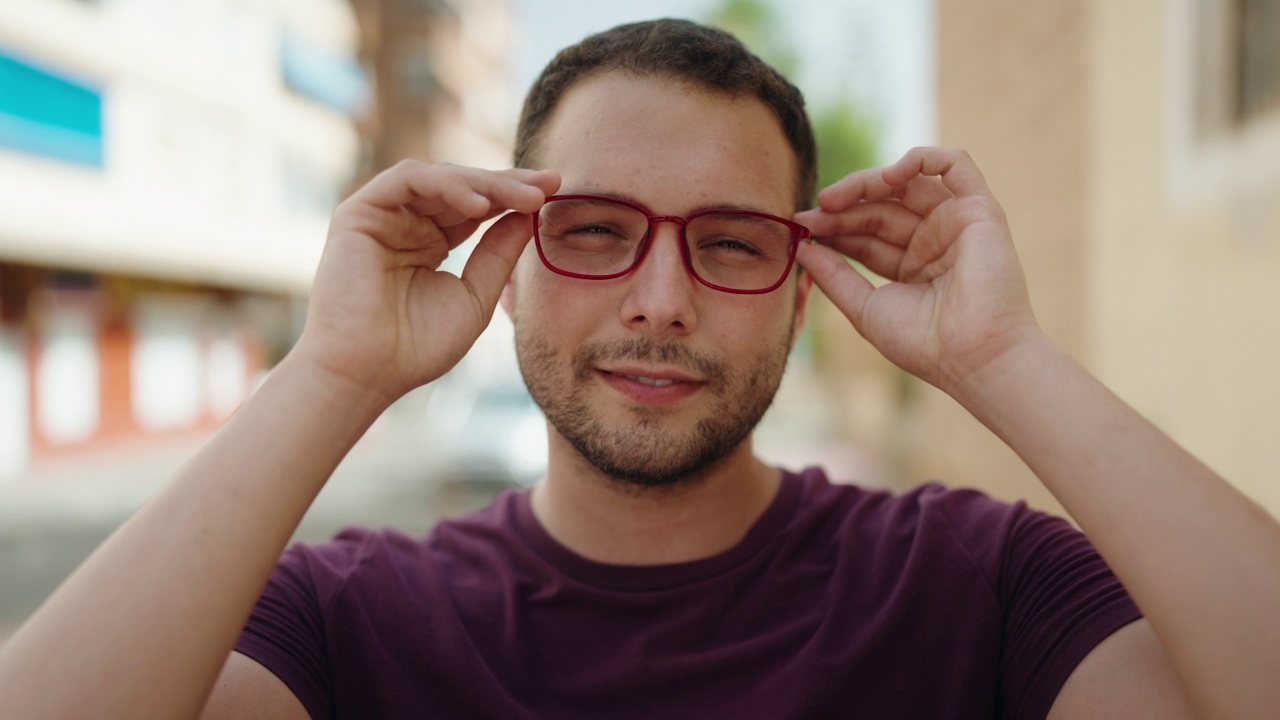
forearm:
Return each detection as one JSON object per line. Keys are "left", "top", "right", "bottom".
{"left": 0, "top": 352, "right": 392, "bottom": 718}
{"left": 954, "top": 333, "right": 1280, "bottom": 718}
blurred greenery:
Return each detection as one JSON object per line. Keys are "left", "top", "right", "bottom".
{"left": 704, "top": 0, "right": 800, "bottom": 79}
{"left": 703, "top": 0, "right": 878, "bottom": 196}
{"left": 812, "top": 102, "right": 878, "bottom": 193}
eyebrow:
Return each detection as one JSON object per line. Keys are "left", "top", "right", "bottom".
{"left": 561, "top": 186, "right": 781, "bottom": 216}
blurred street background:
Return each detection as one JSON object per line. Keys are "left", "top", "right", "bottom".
{"left": 3, "top": 0, "right": 1280, "bottom": 642}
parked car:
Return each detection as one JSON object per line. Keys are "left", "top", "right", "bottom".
{"left": 431, "top": 380, "right": 547, "bottom": 488}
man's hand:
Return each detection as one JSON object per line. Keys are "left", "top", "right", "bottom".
{"left": 0, "top": 162, "right": 561, "bottom": 720}
{"left": 799, "top": 146, "right": 1280, "bottom": 718}
{"left": 294, "top": 161, "right": 560, "bottom": 403}
{"left": 794, "top": 147, "right": 1039, "bottom": 395}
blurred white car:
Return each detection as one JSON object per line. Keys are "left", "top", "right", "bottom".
{"left": 430, "top": 380, "right": 547, "bottom": 488}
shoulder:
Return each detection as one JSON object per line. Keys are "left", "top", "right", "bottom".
{"left": 282, "top": 489, "right": 528, "bottom": 587}
{"left": 787, "top": 467, "right": 1076, "bottom": 593}
{"left": 275, "top": 525, "right": 422, "bottom": 592}
{"left": 789, "top": 466, "right": 1033, "bottom": 545}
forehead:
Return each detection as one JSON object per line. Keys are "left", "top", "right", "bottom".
{"left": 535, "top": 72, "right": 797, "bottom": 214}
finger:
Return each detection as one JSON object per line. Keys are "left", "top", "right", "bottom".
{"left": 355, "top": 162, "right": 554, "bottom": 222}
{"left": 442, "top": 167, "right": 556, "bottom": 215}
{"left": 442, "top": 217, "right": 487, "bottom": 250}
{"left": 498, "top": 167, "right": 562, "bottom": 197}
{"left": 432, "top": 169, "right": 558, "bottom": 248}
{"left": 412, "top": 200, "right": 501, "bottom": 238}
{"left": 460, "top": 212, "right": 534, "bottom": 315}
{"left": 389, "top": 205, "right": 450, "bottom": 257}
{"left": 883, "top": 146, "right": 993, "bottom": 198}
{"left": 349, "top": 161, "right": 488, "bottom": 216}
{"left": 897, "top": 174, "right": 953, "bottom": 216}
{"left": 404, "top": 167, "right": 540, "bottom": 221}
{"left": 385, "top": 228, "right": 451, "bottom": 271}
{"left": 795, "top": 241, "right": 875, "bottom": 334}
{"left": 814, "top": 166, "right": 900, "bottom": 211}
{"left": 796, "top": 201, "right": 923, "bottom": 248}
{"left": 401, "top": 166, "right": 554, "bottom": 234}
{"left": 813, "top": 235, "right": 906, "bottom": 281}
{"left": 429, "top": 166, "right": 556, "bottom": 216}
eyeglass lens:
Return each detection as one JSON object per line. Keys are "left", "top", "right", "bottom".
{"left": 536, "top": 197, "right": 796, "bottom": 292}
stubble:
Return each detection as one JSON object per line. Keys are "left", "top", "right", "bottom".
{"left": 516, "top": 332, "right": 791, "bottom": 492}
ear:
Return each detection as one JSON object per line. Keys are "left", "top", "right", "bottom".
{"left": 790, "top": 267, "right": 815, "bottom": 348}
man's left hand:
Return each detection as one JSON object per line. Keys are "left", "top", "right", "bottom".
{"left": 794, "top": 146, "right": 1041, "bottom": 395}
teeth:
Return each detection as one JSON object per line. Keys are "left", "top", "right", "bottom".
{"left": 622, "top": 374, "right": 678, "bottom": 387}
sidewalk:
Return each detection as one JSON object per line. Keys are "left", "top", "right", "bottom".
{"left": 0, "top": 418, "right": 494, "bottom": 531}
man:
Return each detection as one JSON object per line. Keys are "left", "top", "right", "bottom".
{"left": 1, "top": 18, "right": 1277, "bottom": 719}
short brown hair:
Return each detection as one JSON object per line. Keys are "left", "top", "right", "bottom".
{"left": 514, "top": 19, "right": 817, "bottom": 210}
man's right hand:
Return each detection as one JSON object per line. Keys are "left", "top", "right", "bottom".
{"left": 292, "top": 161, "right": 560, "bottom": 404}
{"left": 0, "top": 161, "right": 560, "bottom": 720}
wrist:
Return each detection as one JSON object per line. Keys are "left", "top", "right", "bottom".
{"left": 272, "top": 345, "right": 403, "bottom": 426}
{"left": 940, "top": 325, "right": 1060, "bottom": 410}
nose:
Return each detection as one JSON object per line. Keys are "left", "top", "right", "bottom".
{"left": 618, "top": 222, "right": 698, "bottom": 337}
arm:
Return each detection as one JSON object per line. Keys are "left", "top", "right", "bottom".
{"left": 202, "top": 653, "right": 310, "bottom": 720}
{"left": 795, "top": 147, "right": 1280, "bottom": 719}
{"left": 0, "top": 161, "right": 560, "bottom": 718}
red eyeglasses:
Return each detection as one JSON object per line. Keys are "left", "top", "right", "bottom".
{"left": 532, "top": 194, "right": 810, "bottom": 294}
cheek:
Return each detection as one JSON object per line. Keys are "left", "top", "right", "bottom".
{"left": 511, "top": 264, "right": 602, "bottom": 338}
{"left": 732, "top": 295, "right": 797, "bottom": 338}
{"left": 511, "top": 254, "right": 552, "bottom": 318}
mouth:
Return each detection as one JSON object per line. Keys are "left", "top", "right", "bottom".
{"left": 597, "top": 367, "right": 706, "bottom": 406}
{"left": 600, "top": 366, "right": 702, "bottom": 384}
{"left": 615, "top": 373, "right": 682, "bottom": 387}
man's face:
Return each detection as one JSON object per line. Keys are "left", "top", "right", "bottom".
{"left": 507, "top": 71, "right": 812, "bottom": 488}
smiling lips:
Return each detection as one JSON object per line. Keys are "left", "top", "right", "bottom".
{"left": 619, "top": 374, "right": 680, "bottom": 387}
{"left": 599, "top": 368, "right": 706, "bottom": 405}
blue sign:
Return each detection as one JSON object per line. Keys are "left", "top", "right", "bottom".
{"left": 0, "top": 46, "right": 104, "bottom": 168}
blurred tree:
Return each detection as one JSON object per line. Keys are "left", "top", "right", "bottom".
{"left": 812, "top": 101, "right": 878, "bottom": 192}
{"left": 704, "top": 0, "right": 799, "bottom": 80}
{"left": 703, "top": 0, "right": 878, "bottom": 197}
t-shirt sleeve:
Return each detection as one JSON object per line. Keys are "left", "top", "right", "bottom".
{"left": 987, "top": 500, "right": 1142, "bottom": 720}
{"left": 234, "top": 542, "right": 337, "bottom": 720}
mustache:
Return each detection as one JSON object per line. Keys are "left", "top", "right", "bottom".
{"left": 575, "top": 338, "right": 725, "bottom": 379}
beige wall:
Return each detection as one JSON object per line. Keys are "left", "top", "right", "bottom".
{"left": 913, "top": 0, "right": 1280, "bottom": 518}
{"left": 893, "top": 0, "right": 1094, "bottom": 515}
{"left": 1091, "top": 0, "right": 1280, "bottom": 513}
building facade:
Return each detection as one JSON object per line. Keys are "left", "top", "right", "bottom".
{"left": 0, "top": 0, "right": 366, "bottom": 480}
{"left": 890, "top": 0, "right": 1280, "bottom": 517}
{"left": 0, "top": 0, "right": 520, "bottom": 483}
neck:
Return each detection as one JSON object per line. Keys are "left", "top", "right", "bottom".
{"left": 530, "top": 433, "right": 781, "bottom": 566}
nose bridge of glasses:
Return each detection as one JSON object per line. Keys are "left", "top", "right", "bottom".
{"left": 638, "top": 214, "right": 690, "bottom": 261}
{"left": 645, "top": 214, "right": 691, "bottom": 246}
{"left": 648, "top": 214, "right": 690, "bottom": 228}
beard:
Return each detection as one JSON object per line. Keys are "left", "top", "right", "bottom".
{"left": 515, "top": 329, "right": 792, "bottom": 491}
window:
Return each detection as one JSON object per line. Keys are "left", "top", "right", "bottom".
{"left": 1197, "top": 0, "right": 1280, "bottom": 133}
{"left": 1235, "top": 0, "right": 1280, "bottom": 120}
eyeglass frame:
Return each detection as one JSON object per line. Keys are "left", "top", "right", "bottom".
{"left": 531, "top": 193, "right": 812, "bottom": 295}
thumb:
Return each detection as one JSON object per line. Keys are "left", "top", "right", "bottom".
{"left": 795, "top": 241, "right": 876, "bottom": 335}
{"left": 461, "top": 211, "right": 534, "bottom": 317}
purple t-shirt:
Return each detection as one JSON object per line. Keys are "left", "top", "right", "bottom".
{"left": 236, "top": 468, "right": 1141, "bottom": 719}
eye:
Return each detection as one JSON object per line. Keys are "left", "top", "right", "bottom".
{"left": 567, "top": 223, "right": 623, "bottom": 236}
{"left": 700, "top": 235, "right": 762, "bottom": 256}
